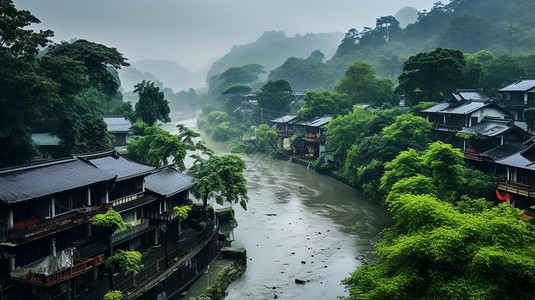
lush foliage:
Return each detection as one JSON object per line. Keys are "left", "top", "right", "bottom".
{"left": 92, "top": 209, "right": 124, "bottom": 231}
{"left": 47, "top": 39, "right": 129, "bottom": 100}
{"left": 256, "top": 80, "right": 294, "bottom": 119}
{"left": 105, "top": 249, "right": 144, "bottom": 275}
{"left": 188, "top": 153, "right": 249, "bottom": 211}
{"left": 335, "top": 61, "right": 397, "bottom": 106}
{"left": 297, "top": 91, "right": 352, "bottom": 120}
{"left": 134, "top": 80, "right": 171, "bottom": 126}
{"left": 325, "top": 106, "right": 376, "bottom": 163}
{"left": 397, "top": 48, "right": 466, "bottom": 105}
{"left": 173, "top": 205, "right": 192, "bottom": 222}
{"left": 127, "top": 122, "right": 200, "bottom": 170}
{"left": 103, "top": 290, "right": 123, "bottom": 300}
{"left": 342, "top": 195, "right": 535, "bottom": 299}
{"left": 268, "top": 50, "right": 335, "bottom": 90}
{"left": 197, "top": 111, "right": 240, "bottom": 141}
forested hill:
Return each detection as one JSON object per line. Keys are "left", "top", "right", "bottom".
{"left": 330, "top": 0, "right": 535, "bottom": 82}
{"left": 206, "top": 31, "right": 343, "bottom": 79}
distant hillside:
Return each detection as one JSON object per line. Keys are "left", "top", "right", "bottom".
{"left": 119, "top": 59, "right": 206, "bottom": 92}
{"left": 207, "top": 31, "right": 344, "bottom": 79}
{"left": 329, "top": 0, "right": 535, "bottom": 82}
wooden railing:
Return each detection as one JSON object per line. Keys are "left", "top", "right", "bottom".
{"left": 8, "top": 207, "right": 101, "bottom": 242}
{"left": 462, "top": 151, "right": 485, "bottom": 161}
{"left": 11, "top": 254, "right": 105, "bottom": 287}
{"left": 111, "top": 219, "right": 150, "bottom": 244}
{"left": 304, "top": 133, "right": 322, "bottom": 143}
{"left": 497, "top": 179, "right": 535, "bottom": 198}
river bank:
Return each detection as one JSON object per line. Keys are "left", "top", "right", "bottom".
{"left": 165, "top": 115, "right": 392, "bottom": 299}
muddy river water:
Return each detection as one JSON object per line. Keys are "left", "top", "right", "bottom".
{"left": 164, "top": 116, "right": 392, "bottom": 300}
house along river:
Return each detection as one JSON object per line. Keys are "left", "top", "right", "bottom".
{"left": 162, "top": 115, "right": 392, "bottom": 300}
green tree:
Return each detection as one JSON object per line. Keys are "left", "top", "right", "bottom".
{"left": 46, "top": 39, "right": 130, "bottom": 99}
{"left": 69, "top": 114, "right": 114, "bottom": 153}
{"left": 134, "top": 80, "right": 171, "bottom": 126}
{"left": 188, "top": 154, "right": 249, "bottom": 213}
{"left": 268, "top": 51, "right": 334, "bottom": 90}
{"left": 105, "top": 249, "right": 143, "bottom": 275}
{"left": 297, "top": 91, "right": 352, "bottom": 120}
{"left": 382, "top": 114, "right": 431, "bottom": 151}
{"left": 342, "top": 194, "right": 535, "bottom": 299}
{"left": 221, "top": 84, "right": 252, "bottom": 114}
{"left": 92, "top": 209, "right": 124, "bottom": 290}
{"left": 422, "top": 141, "right": 466, "bottom": 201}
{"left": 256, "top": 80, "right": 294, "bottom": 118}
{"left": 481, "top": 55, "right": 526, "bottom": 97}
{"left": 103, "top": 290, "right": 123, "bottom": 300}
{"left": 335, "top": 61, "right": 397, "bottom": 106}
{"left": 397, "top": 48, "right": 466, "bottom": 105}
{"left": 379, "top": 148, "right": 424, "bottom": 196}
{"left": 325, "top": 106, "right": 375, "bottom": 163}
{"left": 0, "top": 0, "right": 53, "bottom": 59}
{"left": 254, "top": 124, "right": 279, "bottom": 153}
{"left": 127, "top": 122, "right": 199, "bottom": 170}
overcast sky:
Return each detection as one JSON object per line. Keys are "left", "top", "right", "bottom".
{"left": 14, "top": 0, "right": 435, "bottom": 71}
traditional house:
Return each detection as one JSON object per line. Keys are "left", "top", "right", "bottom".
{"left": 103, "top": 115, "right": 133, "bottom": 147}
{"left": 491, "top": 143, "right": 535, "bottom": 211}
{"left": 0, "top": 149, "right": 206, "bottom": 300}
{"left": 497, "top": 78, "right": 535, "bottom": 122}
{"left": 420, "top": 89, "right": 509, "bottom": 133}
{"left": 31, "top": 133, "right": 63, "bottom": 160}
{"left": 0, "top": 156, "right": 114, "bottom": 298}
{"left": 76, "top": 150, "right": 156, "bottom": 252}
{"left": 271, "top": 114, "right": 298, "bottom": 138}
{"left": 456, "top": 117, "right": 532, "bottom": 161}
{"left": 295, "top": 116, "right": 332, "bottom": 159}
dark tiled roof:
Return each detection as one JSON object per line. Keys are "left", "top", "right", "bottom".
{"left": 495, "top": 144, "right": 535, "bottom": 170}
{"left": 483, "top": 142, "right": 530, "bottom": 160}
{"left": 103, "top": 115, "right": 133, "bottom": 133}
{"left": 78, "top": 149, "right": 154, "bottom": 181}
{"left": 458, "top": 118, "right": 515, "bottom": 137}
{"left": 0, "top": 158, "right": 114, "bottom": 204}
{"left": 145, "top": 166, "right": 194, "bottom": 197}
{"left": 450, "top": 89, "right": 490, "bottom": 102}
{"left": 498, "top": 78, "right": 535, "bottom": 92}
{"left": 271, "top": 115, "right": 298, "bottom": 124}
{"left": 297, "top": 116, "right": 332, "bottom": 127}
{"left": 421, "top": 102, "right": 453, "bottom": 113}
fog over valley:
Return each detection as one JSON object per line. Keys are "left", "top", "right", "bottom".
{"left": 14, "top": 0, "right": 432, "bottom": 91}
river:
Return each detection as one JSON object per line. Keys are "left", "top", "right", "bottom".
{"left": 163, "top": 115, "right": 392, "bottom": 300}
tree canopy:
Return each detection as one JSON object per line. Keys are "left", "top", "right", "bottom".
{"left": 127, "top": 122, "right": 200, "bottom": 170}
{"left": 396, "top": 48, "right": 466, "bottom": 105}
{"left": 134, "top": 80, "right": 171, "bottom": 126}
{"left": 297, "top": 91, "right": 352, "bottom": 120}
{"left": 46, "top": 39, "right": 129, "bottom": 99}
{"left": 188, "top": 153, "right": 249, "bottom": 211}
{"left": 256, "top": 79, "right": 294, "bottom": 118}
{"left": 335, "top": 61, "right": 397, "bottom": 106}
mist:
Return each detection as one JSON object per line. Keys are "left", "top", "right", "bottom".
{"left": 14, "top": 0, "right": 434, "bottom": 73}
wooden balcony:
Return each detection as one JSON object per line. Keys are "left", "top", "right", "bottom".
{"left": 111, "top": 219, "right": 150, "bottom": 244}
{"left": 8, "top": 207, "right": 101, "bottom": 244}
{"left": 431, "top": 122, "right": 464, "bottom": 132}
{"left": 304, "top": 133, "right": 322, "bottom": 143}
{"left": 276, "top": 129, "right": 294, "bottom": 138}
{"left": 497, "top": 179, "right": 535, "bottom": 198}
{"left": 462, "top": 151, "right": 485, "bottom": 161}
{"left": 11, "top": 254, "right": 105, "bottom": 287}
